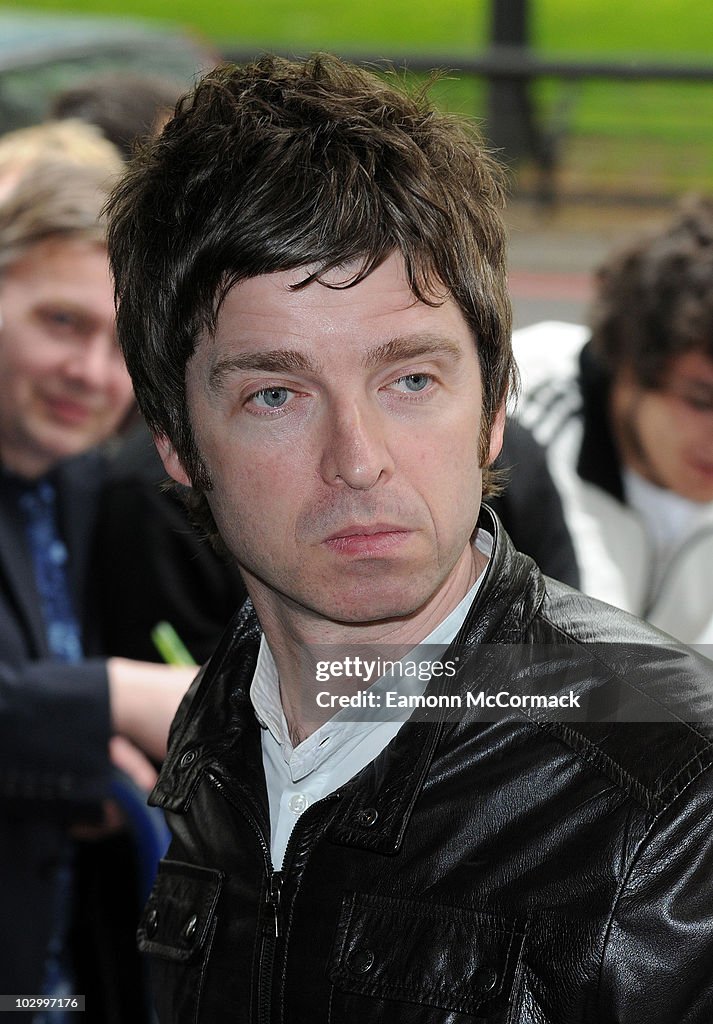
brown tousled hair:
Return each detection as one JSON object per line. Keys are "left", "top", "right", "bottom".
{"left": 107, "top": 54, "right": 515, "bottom": 541}
{"left": 591, "top": 195, "right": 713, "bottom": 386}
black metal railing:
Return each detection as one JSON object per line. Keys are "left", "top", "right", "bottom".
{"left": 222, "top": 43, "right": 713, "bottom": 204}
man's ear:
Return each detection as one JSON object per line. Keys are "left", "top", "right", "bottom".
{"left": 487, "top": 402, "right": 507, "bottom": 465}
{"left": 154, "top": 434, "right": 192, "bottom": 487}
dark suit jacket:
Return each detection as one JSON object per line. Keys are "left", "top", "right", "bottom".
{"left": 0, "top": 452, "right": 110, "bottom": 792}
{"left": 97, "top": 424, "right": 247, "bottom": 663}
{"left": 0, "top": 451, "right": 145, "bottom": 1016}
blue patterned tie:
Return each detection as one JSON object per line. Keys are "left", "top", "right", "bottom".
{"left": 18, "top": 480, "right": 83, "bottom": 663}
{"left": 16, "top": 478, "right": 82, "bottom": 1021}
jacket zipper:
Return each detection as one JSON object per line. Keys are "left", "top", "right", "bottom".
{"left": 265, "top": 870, "right": 283, "bottom": 938}
{"left": 258, "top": 869, "right": 283, "bottom": 1024}
{"left": 206, "top": 772, "right": 280, "bottom": 1023}
{"left": 207, "top": 769, "right": 342, "bottom": 1023}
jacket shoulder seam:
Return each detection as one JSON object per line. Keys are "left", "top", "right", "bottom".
{"left": 523, "top": 611, "right": 693, "bottom": 814}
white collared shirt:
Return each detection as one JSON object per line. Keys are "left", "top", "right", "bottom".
{"left": 623, "top": 468, "right": 712, "bottom": 594}
{"left": 250, "top": 530, "right": 493, "bottom": 868}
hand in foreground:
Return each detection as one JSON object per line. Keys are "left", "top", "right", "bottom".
{"left": 109, "top": 733, "right": 159, "bottom": 791}
{"left": 108, "top": 659, "right": 198, "bottom": 762}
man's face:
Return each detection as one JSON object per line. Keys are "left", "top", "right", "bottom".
{"left": 160, "top": 253, "right": 504, "bottom": 627}
{"left": 611, "top": 349, "right": 713, "bottom": 502}
{"left": 0, "top": 237, "right": 134, "bottom": 479}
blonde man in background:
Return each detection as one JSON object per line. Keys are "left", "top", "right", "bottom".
{"left": 0, "top": 124, "right": 194, "bottom": 1020}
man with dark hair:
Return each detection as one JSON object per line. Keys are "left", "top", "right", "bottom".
{"left": 108, "top": 56, "right": 713, "bottom": 1023}
{"left": 515, "top": 197, "right": 713, "bottom": 644}
{"left": 92, "top": 58, "right": 577, "bottom": 666}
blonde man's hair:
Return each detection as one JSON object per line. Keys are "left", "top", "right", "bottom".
{"left": 0, "top": 119, "right": 122, "bottom": 198}
{"left": 0, "top": 121, "right": 123, "bottom": 277}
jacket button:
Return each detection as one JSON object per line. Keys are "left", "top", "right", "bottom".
{"left": 145, "top": 907, "right": 159, "bottom": 938}
{"left": 182, "top": 914, "right": 199, "bottom": 941}
{"left": 355, "top": 807, "right": 378, "bottom": 827}
{"left": 179, "top": 749, "right": 197, "bottom": 768}
{"left": 474, "top": 967, "right": 498, "bottom": 992}
{"left": 348, "top": 948, "right": 375, "bottom": 974}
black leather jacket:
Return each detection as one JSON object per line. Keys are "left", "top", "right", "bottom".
{"left": 139, "top": 511, "right": 713, "bottom": 1023}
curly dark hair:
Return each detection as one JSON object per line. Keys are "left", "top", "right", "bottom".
{"left": 107, "top": 54, "right": 514, "bottom": 537}
{"left": 590, "top": 196, "right": 713, "bottom": 386}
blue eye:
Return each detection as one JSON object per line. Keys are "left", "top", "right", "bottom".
{"left": 393, "top": 374, "right": 430, "bottom": 392}
{"left": 38, "top": 308, "right": 81, "bottom": 333}
{"left": 251, "top": 387, "right": 291, "bottom": 409}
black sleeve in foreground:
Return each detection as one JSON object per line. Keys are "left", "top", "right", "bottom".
{"left": 0, "top": 657, "right": 111, "bottom": 810}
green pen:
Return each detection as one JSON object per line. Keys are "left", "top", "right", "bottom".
{"left": 151, "top": 620, "right": 197, "bottom": 666}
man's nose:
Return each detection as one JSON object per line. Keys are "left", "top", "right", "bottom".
{"left": 64, "top": 334, "right": 117, "bottom": 390}
{"left": 319, "top": 398, "right": 395, "bottom": 489}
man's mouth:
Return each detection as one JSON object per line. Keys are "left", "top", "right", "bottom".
{"left": 323, "top": 523, "right": 412, "bottom": 556}
{"left": 44, "top": 395, "right": 95, "bottom": 426}
{"left": 687, "top": 456, "right": 713, "bottom": 480}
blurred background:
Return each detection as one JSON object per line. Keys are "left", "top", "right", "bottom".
{"left": 1, "top": 0, "right": 710, "bottom": 327}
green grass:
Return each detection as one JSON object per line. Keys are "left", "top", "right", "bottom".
{"left": 2, "top": 0, "right": 487, "bottom": 51}
{"left": 4, "top": 1, "right": 713, "bottom": 196}
{"left": 5, "top": 0, "right": 713, "bottom": 58}
{"left": 534, "top": 0, "right": 713, "bottom": 57}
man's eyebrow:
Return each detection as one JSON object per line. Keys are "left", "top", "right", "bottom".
{"left": 208, "top": 350, "right": 321, "bottom": 391}
{"left": 207, "top": 337, "right": 463, "bottom": 391}
{"left": 363, "top": 336, "right": 464, "bottom": 369}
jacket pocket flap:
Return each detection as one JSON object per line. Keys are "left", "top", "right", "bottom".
{"left": 329, "top": 892, "right": 525, "bottom": 1015}
{"left": 137, "top": 858, "right": 224, "bottom": 963}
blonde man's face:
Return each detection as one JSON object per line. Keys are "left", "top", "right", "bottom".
{"left": 0, "top": 237, "right": 134, "bottom": 478}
